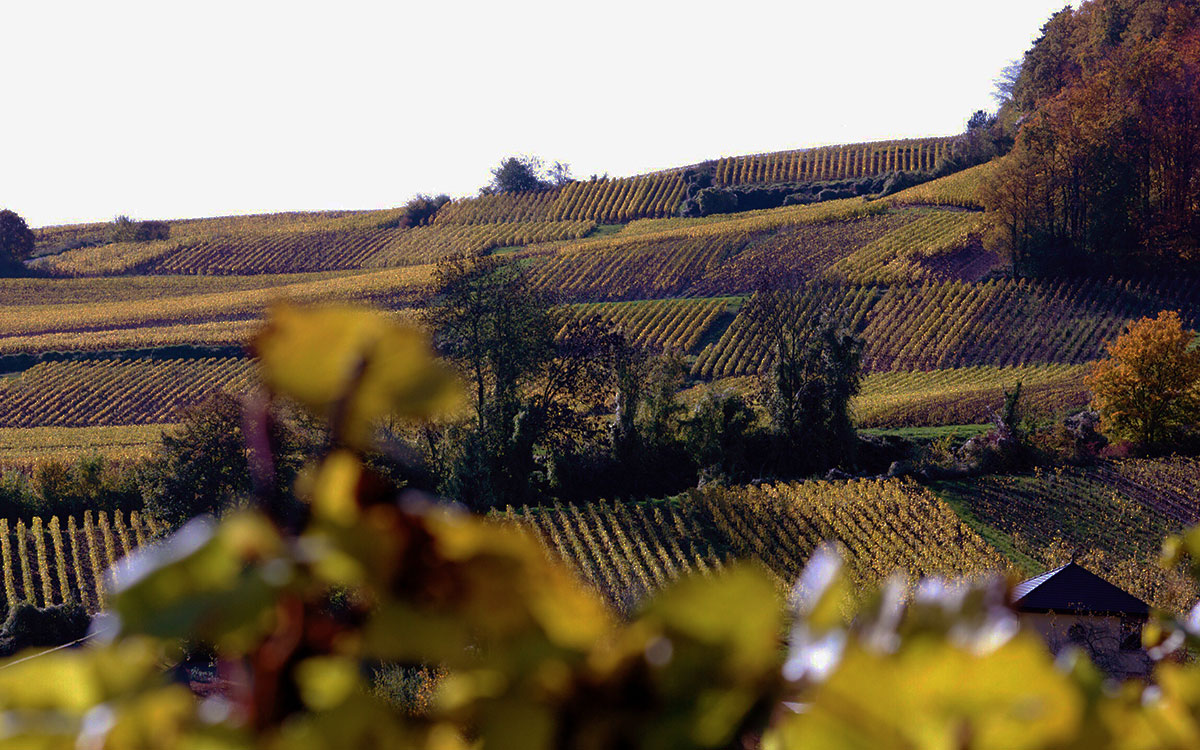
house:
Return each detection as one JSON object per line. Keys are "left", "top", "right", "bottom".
{"left": 1012, "top": 562, "right": 1153, "bottom": 679}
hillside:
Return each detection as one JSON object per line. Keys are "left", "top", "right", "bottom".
{"left": 5, "top": 132, "right": 1200, "bottom": 617}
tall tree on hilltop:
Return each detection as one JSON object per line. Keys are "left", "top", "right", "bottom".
{"left": 0, "top": 209, "right": 35, "bottom": 274}
{"left": 488, "top": 156, "right": 550, "bottom": 194}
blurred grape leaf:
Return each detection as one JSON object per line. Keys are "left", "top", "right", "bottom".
{"left": 252, "top": 304, "right": 463, "bottom": 447}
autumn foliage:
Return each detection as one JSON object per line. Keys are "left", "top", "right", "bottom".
{"left": 1088, "top": 310, "right": 1200, "bottom": 447}
{"left": 984, "top": 0, "right": 1200, "bottom": 273}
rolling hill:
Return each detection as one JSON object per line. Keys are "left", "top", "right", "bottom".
{"left": 7, "top": 133, "right": 1200, "bottom": 612}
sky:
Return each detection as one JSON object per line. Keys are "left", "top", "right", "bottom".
{"left": 2, "top": 0, "right": 1073, "bottom": 228}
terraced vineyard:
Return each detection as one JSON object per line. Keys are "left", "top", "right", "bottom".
{"left": 505, "top": 478, "right": 1002, "bottom": 610}
{"left": 710, "top": 137, "right": 954, "bottom": 186}
{"left": 0, "top": 357, "right": 254, "bottom": 427}
{"left": 0, "top": 511, "right": 157, "bottom": 613}
{"left": 434, "top": 174, "right": 687, "bottom": 225}
{"left": 694, "top": 277, "right": 1200, "bottom": 378}
{"left": 854, "top": 364, "right": 1089, "bottom": 427}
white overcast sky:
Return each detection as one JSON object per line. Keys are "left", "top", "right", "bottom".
{"left": 2, "top": 0, "right": 1071, "bottom": 228}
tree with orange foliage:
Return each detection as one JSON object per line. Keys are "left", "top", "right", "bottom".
{"left": 1088, "top": 310, "right": 1200, "bottom": 448}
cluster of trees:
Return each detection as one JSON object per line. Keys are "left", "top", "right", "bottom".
{"left": 418, "top": 256, "right": 869, "bottom": 510}
{"left": 0, "top": 453, "right": 141, "bottom": 519}
{"left": 933, "top": 109, "right": 1014, "bottom": 177}
{"left": 390, "top": 193, "right": 450, "bottom": 228}
{"left": 983, "top": 0, "right": 1200, "bottom": 274}
{"left": 110, "top": 215, "right": 170, "bottom": 243}
{"left": 83, "top": 256, "right": 869, "bottom": 521}
{"left": 677, "top": 162, "right": 933, "bottom": 218}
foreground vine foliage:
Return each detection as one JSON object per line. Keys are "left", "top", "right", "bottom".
{"left": 4, "top": 304, "right": 1200, "bottom": 749}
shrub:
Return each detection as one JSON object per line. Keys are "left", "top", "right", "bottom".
{"left": 0, "top": 602, "right": 90, "bottom": 657}
{"left": 395, "top": 194, "right": 450, "bottom": 228}
{"left": 110, "top": 215, "right": 170, "bottom": 243}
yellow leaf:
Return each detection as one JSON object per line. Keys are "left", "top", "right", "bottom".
{"left": 252, "top": 304, "right": 463, "bottom": 447}
{"left": 296, "top": 656, "right": 362, "bottom": 711}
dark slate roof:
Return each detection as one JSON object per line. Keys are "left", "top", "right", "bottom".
{"left": 1012, "top": 562, "right": 1149, "bottom": 616}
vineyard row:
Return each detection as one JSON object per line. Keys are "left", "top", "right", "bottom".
{"left": 433, "top": 174, "right": 688, "bottom": 226}
{"left": 692, "top": 276, "right": 1200, "bottom": 378}
{"left": 35, "top": 220, "right": 596, "bottom": 277}
{"left": 0, "top": 510, "right": 159, "bottom": 613}
{"left": 503, "top": 478, "right": 1001, "bottom": 611}
{"left": 710, "top": 137, "right": 954, "bottom": 187}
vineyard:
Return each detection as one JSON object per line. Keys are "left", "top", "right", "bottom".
{"left": 0, "top": 319, "right": 265, "bottom": 355}
{"left": 502, "top": 499, "right": 724, "bottom": 611}
{"left": 562, "top": 298, "right": 734, "bottom": 353}
{"left": 0, "top": 425, "right": 169, "bottom": 468}
{"left": 692, "top": 277, "right": 1200, "bottom": 378}
{"left": 34, "top": 220, "right": 598, "bottom": 277}
{"left": 525, "top": 198, "right": 888, "bottom": 301}
{"left": 826, "top": 209, "right": 986, "bottom": 285}
{"left": 709, "top": 137, "right": 954, "bottom": 187}
{"left": 433, "top": 174, "right": 687, "bottom": 226}
{"left": 853, "top": 364, "right": 1089, "bottom": 428}
{"left": 31, "top": 207, "right": 409, "bottom": 257}
{"left": 0, "top": 510, "right": 157, "bottom": 613}
{"left": 0, "top": 270, "right": 356, "bottom": 307}
{"left": 504, "top": 478, "right": 1003, "bottom": 610}
{"left": 690, "top": 285, "right": 879, "bottom": 379}
{"left": 888, "top": 160, "right": 997, "bottom": 209}
{"left": 0, "top": 357, "right": 254, "bottom": 428}
{"left": 0, "top": 265, "right": 431, "bottom": 340}
{"left": 934, "top": 458, "right": 1200, "bottom": 610}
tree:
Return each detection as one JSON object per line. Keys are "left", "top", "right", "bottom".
{"left": 111, "top": 215, "right": 170, "bottom": 243}
{"left": 744, "top": 286, "right": 862, "bottom": 475}
{"left": 0, "top": 209, "right": 34, "bottom": 272}
{"left": 547, "top": 160, "right": 573, "bottom": 187}
{"left": 489, "top": 155, "right": 550, "bottom": 194}
{"left": 141, "top": 392, "right": 315, "bottom": 525}
{"left": 683, "top": 387, "right": 757, "bottom": 482}
{"left": 1088, "top": 310, "right": 1200, "bottom": 449}
{"left": 427, "top": 255, "right": 617, "bottom": 508}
